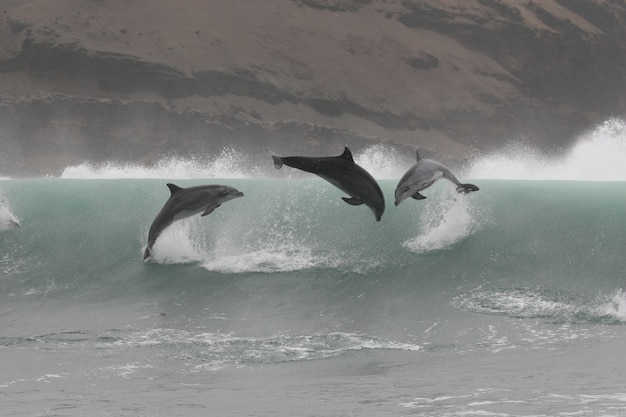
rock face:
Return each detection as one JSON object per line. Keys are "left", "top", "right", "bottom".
{"left": 0, "top": 0, "right": 624, "bottom": 175}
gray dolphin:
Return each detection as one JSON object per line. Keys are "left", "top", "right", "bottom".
{"left": 267, "top": 147, "right": 385, "bottom": 221}
{"left": 143, "top": 183, "right": 244, "bottom": 260}
{"left": 395, "top": 149, "right": 479, "bottom": 206}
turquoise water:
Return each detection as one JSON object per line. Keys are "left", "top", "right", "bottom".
{"left": 1, "top": 175, "right": 625, "bottom": 416}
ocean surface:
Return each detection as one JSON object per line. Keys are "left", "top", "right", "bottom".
{"left": 2, "top": 119, "right": 626, "bottom": 416}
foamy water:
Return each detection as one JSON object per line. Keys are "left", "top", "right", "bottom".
{"left": 468, "top": 118, "right": 626, "bottom": 181}
{"left": 452, "top": 287, "right": 626, "bottom": 324}
{"left": 61, "top": 148, "right": 259, "bottom": 179}
{"left": 145, "top": 216, "right": 376, "bottom": 274}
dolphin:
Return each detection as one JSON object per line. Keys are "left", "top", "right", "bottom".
{"left": 267, "top": 147, "right": 385, "bottom": 221}
{"left": 395, "top": 149, "right": 479, "bottom": 206}
{"left": 143, "top": 183, "right": 244, "bottom": 260}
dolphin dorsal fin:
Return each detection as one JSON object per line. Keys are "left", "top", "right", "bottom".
{"left": 416, "top": 148, "right": 422, "bottom": 161}
{"left": 340, "top": 147, "right": 354, "bottom": 162}
{"left": 166, "top": 183, "right": 184, "bottom": 196}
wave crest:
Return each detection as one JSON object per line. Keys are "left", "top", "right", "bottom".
{"left": 62, "top": 148, "right": 258, "bottom": 179}
{"left": 468, "top": 118, "right": 626, "bottom": 181}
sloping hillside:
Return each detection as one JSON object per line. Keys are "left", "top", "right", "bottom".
{"left": 0, "top": 0, "right": 624, "bottom": 175}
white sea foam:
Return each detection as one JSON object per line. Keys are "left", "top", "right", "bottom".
{"left": 468, "top": 118, "right": 626, "bottom": 181}
{"left": 61, "top": 148, "right": 257, "bottom": 179}
{"left": 145, "top": 215, "right": 339, "bottom": 272}
{"left": 100, "top": 329, "right": 421, "bottom": 369}
{"left": 201, "top": 243, "right": 336, "bottom": 274}
{"left": 453, "top": 287, "right": 626, "bottom": 324}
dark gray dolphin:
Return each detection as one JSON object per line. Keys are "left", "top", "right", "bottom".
{"left": 267, "top": 147, "right": 385, "bottom": 221}
{"left": 395, "top": 149, "right": 479, "bottom": 206}
{"left": 143, "top": 183, "right": 244, "bottom": 260}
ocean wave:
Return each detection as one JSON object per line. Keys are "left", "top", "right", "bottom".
{"left": 61, "top": 148, "right": 260, "bottom": 179}
{"left": 468, "top": 118, "right": 626, "bottom": 181}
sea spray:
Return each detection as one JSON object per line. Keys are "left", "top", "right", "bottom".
{"left": 144, "top": 219, "right": 205, "bottom": 264}
{"left": 402, "top": 189, "right": 482, "bottom": 253}
{"left": 354, "top": 144, "right": 411, "bottom": 179}
{"left": 469, "top": 117, "right": 626, "bottom": 180}
{"left": 0, "top": 192, "right": 20, "bottom": 231}
{"left": 61, "top": 148, "right": 260, "bottom": 179}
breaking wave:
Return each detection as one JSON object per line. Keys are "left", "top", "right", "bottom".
{"left": 61, "top": 148, "right": 261, "bottom": 179}
{"left": 468, "top": 118, "right": 626, "bottom": 180}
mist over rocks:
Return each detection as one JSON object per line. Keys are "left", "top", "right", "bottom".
{"left": 0, "top": 0, "right": 624, "bottom": 176}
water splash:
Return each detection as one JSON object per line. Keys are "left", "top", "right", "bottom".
{"left": 144, "top": 220, "right": 205, "bottom": 264}
{"left": 0, "top": 192, "right": 20, "bottom": 231}
{"left": 469, "top": 118, "right": 626, "bottom": 180}
{"left": 403, "top": 190, "right": 481, "bottom": 253}
{"left": 595, "top": 288, "right": 626, "bottom": 323}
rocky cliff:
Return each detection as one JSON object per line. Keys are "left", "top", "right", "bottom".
{"left": 0, "top": 0, "right": 624, "bottom": 175}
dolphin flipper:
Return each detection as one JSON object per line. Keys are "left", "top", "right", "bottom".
{"left": 201, "top": 203, "right": 221, "bottom": 216}
{"left": 411, "top": 192, "right": 427, "bottom": 200}
{"left": 456, "top": 184, "right": 479, "bottom": 194}
{"left": 143, "top": 245, "right": 153, "bottom": 260}
{"left": 342, "top": 197, "right": 364, "bottom": 206}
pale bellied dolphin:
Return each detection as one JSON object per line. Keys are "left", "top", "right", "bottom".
{"left": 267, "top": 147, "right": 385, "bottom": 221}
{"left": 143, "top": 183, "right": 244, "bottom": 260}
{"left": 395, "top": 149, "right": 479, "bottom": 206}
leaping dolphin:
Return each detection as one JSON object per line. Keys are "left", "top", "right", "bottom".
{"left": 267, "top": 147, "right": 385, "bottom": 221}
{"left": 143, "top": 183, "right": 244, "bottom": 260}
{"left": 395, "top": 149, "right": 479, "bottom": 206}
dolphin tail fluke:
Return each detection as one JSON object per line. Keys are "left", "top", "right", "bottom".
{"left": 265, "top": 148, "right": 283, "bottom": 169}
{"left": 456, "top": 183, "right": 479, "bottom": 194}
